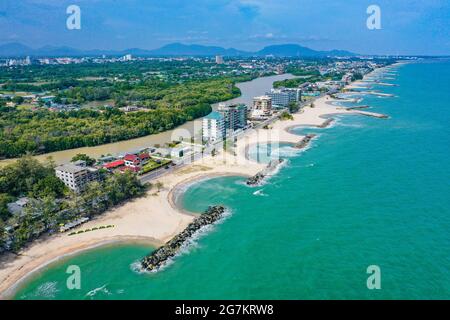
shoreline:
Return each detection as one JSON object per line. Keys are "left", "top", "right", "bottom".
{"left": 0, "top": 64, "right": 398, "bottom": 299}
{"left": 1, "top": 236, "right": 161, "bottom": 300}
{"left": 284, "top": 115, "right": 336, "bottom": 133}
{"left": 167, "top": 172, "right": 250, "bottom": 215}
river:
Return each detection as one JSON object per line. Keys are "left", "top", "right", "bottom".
{"left": 0, "top": 73, "right": 297, "bottom": 167}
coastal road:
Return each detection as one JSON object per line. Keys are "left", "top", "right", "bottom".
{"left": 138, "top": 147, "right": 213, "bottom": 184}
{"left": 139, "top": 164, "right": 183, "bottom": 184}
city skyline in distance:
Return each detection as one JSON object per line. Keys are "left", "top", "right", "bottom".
{"left": 0, "top": 0, "right": 449, "bottom": 56}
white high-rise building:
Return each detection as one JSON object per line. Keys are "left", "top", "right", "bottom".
{"left": 217, "top": 103, "right": 247, "bottom": 133}
{"left": 266, "top": 88, "right": 301, "bottom": 107}
{"left": 202, "top": 111, "right": 226, "bottom": 142}
{"left": 215, "top": 55, "right": 224, "bottom": 64}
{"left": 251, "top": 95, "right": 272, "bottom": 119}
{"left": 123, "top": 54, "right": 133, "bottom": 61}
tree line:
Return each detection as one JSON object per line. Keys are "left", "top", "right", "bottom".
{"left": 0, "top": 75, "right": 252, "bottom": 158}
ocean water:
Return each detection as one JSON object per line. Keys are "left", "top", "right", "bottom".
{"left": 13, "top": 60, "right": 450, "bottom": 299}
{"left": 247, "top": 142, "right": 300, "bottom": 164}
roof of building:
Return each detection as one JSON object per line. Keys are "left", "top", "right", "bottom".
{"left": 55, "top": 164, "right": 87, "bottom": 174}
{"left": 217, "top": 103, "right": 246, "bottom": 111}
{"left": 72, "top": 160, "right": 87, "bottom": 167}
{"left": 103, "top": 160, "right": 125, "bottom": 169}
{"left": 7, "top": 197, "right": 30, "bottom": 215}
{"left": 16, "top": 197, "right": 30, "bottom": 206}
{"left": 253, "top": 95, "right": 272, "bottom": 100}
{"left": 205, "top": 111, "right": 224, "bottom": 120}
{"left": 139, "top": 152, "right": 150, "bottom": 160}
{"left": 124, "top": 154, "right": 139, "bottom": 161}
{"left": 99, "top": 156, "right": 116, "bottom": 162}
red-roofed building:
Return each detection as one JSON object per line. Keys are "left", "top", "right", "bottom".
{"left": 103, "top": 160, "right": 125, "bottom": 170}
{"left": 124, "top": 154, "right": 139, "bottom": 167}
{"left": 124, "top": 153, "right": 150, "bottom": 168}
{"left": 124, "top": 154, "right": 138, "bottom": 161}
{"left": 139, "top": 152, "right": 150, "bottom": 161}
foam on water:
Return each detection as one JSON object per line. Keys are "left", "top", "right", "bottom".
{"left": 130, "top": 259, "right": 147, "bottom": 274}
{"left": 253, "top": 189, "right": 268, "bottom": 197}
{"left": 85, "top": 284, "right": 112, "bottom": 298}
{"left": 24, "top": 281, "right": 59, "bottom": 299}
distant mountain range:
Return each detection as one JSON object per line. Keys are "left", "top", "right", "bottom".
{"left": 0, "top": 42, "right": 358, "bottom": 58}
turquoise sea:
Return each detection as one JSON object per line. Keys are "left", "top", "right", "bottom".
{"left": 13, "top": 60, "right": 450, "bottom": 299}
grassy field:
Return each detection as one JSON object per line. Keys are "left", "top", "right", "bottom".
{"left": 140, "top": 159, "right": 172, "bottom": 174}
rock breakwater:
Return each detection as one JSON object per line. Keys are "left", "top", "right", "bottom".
{"left": 346, "top": 105, "right": 370, "bottom": 110}
{"left": 246, "top": 159, "right": 285, "bottom": 186}
{"left": 317, "top": 119, "right": 334, "bottom": 128}
{"left": 294, "top": 134, "right": 317, "bottom": 149}
{"left": 141, "top": 205, "right": 226, "bottom": 272}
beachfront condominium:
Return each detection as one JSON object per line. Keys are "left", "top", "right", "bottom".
{"left": 266, "top": 88, "right": 302, "bottom": 107}
{"left": 251, "top": 95, "right": 273, "bottom": 119}
{"left": 55, "top": 160, "right": 99, "bottom": 192}
{"left": 217, "top": 103, "right": 248, "bottom": 133}
{"left": 215, "top": 55, "right": 224, "bottom": 64}
{"left": 202, "top": 111, "right": 226, "bottom": 142}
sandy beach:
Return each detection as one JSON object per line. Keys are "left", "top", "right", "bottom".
{"left": 0, "top": 78, "right": 390, "bottom": 299}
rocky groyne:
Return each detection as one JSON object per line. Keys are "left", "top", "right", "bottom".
{"left": 354, "top": 90, "right": 395, "bottom": 97}
{"left": 246, "top": 159, "right": 284, "bottom": 186}
{"left": 317, "top": 118, "right": 334, "bottom": 128}
{"left": 354, "top": 111, "right": 389, "bottom": 119}
{"left": 294, "top": 134, "right": 317, "bottom": 149}
{"left": 346, "top": 105, "right": 370, "bottom": 110}
{"left": 141, "top": 205, "right": 226, "bottom": 272}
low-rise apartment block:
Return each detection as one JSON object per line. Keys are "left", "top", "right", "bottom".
{"left": 55, "top": 160, "right": 99, "bottom": 192}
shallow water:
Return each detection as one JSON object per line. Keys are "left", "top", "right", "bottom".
{"left": 246, "top": 142, "right": 299, "bottom": 164}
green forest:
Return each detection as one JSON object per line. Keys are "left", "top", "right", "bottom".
{"left": 0, "top": 156, "right": 146, "bottom": 252}
{"left": 0, "top": 67, "right": 252, "bottom": 158}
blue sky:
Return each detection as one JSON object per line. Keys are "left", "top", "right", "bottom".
{"left": 0, "top": 0, "right": 449, "bottom": 55}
